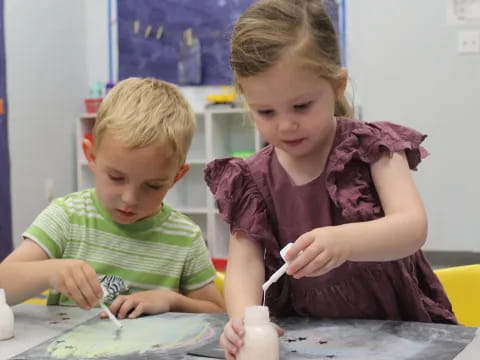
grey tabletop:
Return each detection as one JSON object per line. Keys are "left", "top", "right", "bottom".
{"left": 2, "top": 304, "right": 479, "bottom": 360}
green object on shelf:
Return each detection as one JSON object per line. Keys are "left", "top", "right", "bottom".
{"left": 230, "top": 150, "right": 255, "bottom": 159}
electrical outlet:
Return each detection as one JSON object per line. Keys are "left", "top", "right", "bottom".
{"left": 45, "top": 179, "right": 54, "bottom": 203}
{"left": 457, "top": 30, "right": 480, "bottom": 54}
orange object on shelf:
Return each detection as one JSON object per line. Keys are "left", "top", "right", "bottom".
{"left": 84, "top": 132, "right": 94, "bottom": 144}
{"left": 212, "top": 258, "right": 227, "bottom": 272}
{"left": 84, "top": 98, "right": 103, "bottom": 113}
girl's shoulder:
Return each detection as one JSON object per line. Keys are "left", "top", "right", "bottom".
{"left": 204, "top": 145, "right": 274, "bottom": 191}
{"left": 326, "top": 118, "right": 429, "bottom": 222}
{"left": 332, "top": 117, "right": 428, "bottom": 169}
{"left": 204, "top": 147, "right": 276, "bottom": 245}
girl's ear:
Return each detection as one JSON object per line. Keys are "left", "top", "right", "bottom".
{"left": 173, "top": 164, "right": 190, "bottom": 184}
{"left": 334, "top": 68, "right": 348, "bottom": 100}
{"left": 82, "top": 138, "right": 96, "bottom": 172}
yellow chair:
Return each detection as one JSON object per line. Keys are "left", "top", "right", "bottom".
{"left": 435, "top": 264, "right": 480, "bottom": 327}
{"left": 214, "top": 271, "right": 225, "bottom": 295}
{"left": 23, "top": 289, "right": 48, "bottom": 305}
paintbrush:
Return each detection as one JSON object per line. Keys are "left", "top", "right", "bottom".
{"left": 100, "top": 302, "right": 123, "bottom": 339}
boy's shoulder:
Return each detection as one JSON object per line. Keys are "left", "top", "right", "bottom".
{"left": 52, "top": 188, "right": 95, "bottom": 205}
{"left": 162, "top": 203, "right": 202, "bottom": 235}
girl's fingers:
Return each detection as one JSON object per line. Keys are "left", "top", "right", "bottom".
{"left": 220, "top": 334, "right": 238, "bottom": 359}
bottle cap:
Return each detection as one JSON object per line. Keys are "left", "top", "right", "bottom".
{"left": 244, "top": 305, "right": 270, "bottom": 324}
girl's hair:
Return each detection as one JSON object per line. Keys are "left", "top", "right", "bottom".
{"left": 231, "top": 0, "right": 352, "bottom": 117}
{"left": 94, "top": 77, "right": 195, "bottom": 165}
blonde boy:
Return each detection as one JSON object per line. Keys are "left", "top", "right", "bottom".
{"left": 0, "top": 78, "right": 224, "bottom": 317}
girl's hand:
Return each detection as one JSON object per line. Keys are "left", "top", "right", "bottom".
{"left": 286, "top": 227, "right": 352, "bottom": 278}
{"left": 106, "top": 289, "right": 174, "bottom": 319}
{"left": 220, "top": 319, "right": 245, "bottom": 360}
{"left": 49, "top": 259, "right": 103, "bottom": 310}
{"left": 220, "top": 319, "right": 284, "bottom": 359}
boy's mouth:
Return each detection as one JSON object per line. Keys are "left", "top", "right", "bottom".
{"left": 116, "top": 209, "right": 136, "bottom": 217}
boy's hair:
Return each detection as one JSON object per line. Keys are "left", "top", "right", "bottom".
{"left": 93, "top": 77, "right": 195, "bottom": 165}
{"left": 231, "top": 0, "right": 352, "bottom": 117}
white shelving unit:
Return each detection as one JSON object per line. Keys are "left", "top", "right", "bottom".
{"left": 75, "top": 107, "right": 261, "bottom": 258}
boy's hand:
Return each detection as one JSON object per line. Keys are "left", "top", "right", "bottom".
{"left": 49, "top": 259, "right": 103, "bottom": 309}
{"left": 286, "top": 226, "right": 352, "bottom": 278}
{"left": 220, "top": 319, "right": 284, "bottom": 359}
{"left": 106, "top": 289, "right": 174, "bottom": 319}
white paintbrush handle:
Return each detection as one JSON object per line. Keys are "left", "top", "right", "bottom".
{"left": 100, "top": 302, "right": 122, "bottom": 329}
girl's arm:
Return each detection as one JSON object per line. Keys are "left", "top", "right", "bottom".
{"left": 224, "top": 231, "right": 265, "bottom": 320}
{"left": 287, "top": 151, "right": 428, "bottom": 277}
{"left": 345, "top": 150, "right": 427, "bottom": 261}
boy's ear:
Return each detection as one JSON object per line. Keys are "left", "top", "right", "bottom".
{"left": 82, "top": 138, "right": 96, "bottom": 172}
{"left": 334, "top": 67, "right": 348, "bottom": 100}
{"left": 173, "top": 164, "right": 190, "bottom": 184}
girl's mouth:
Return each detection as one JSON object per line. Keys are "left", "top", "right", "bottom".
{"left": 282, "top": 138, "right": 305, "bottom": 146}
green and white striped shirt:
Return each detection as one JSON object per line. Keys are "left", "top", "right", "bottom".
{"left": 24, "top": 189, "right": 216, "bottom": 306}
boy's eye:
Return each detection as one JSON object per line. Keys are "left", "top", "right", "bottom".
{"left": 108, "top": 174, "right": 124, "bottom": 182}
{"left": 257, "top": 109, "right": 275, "bottom": 117}
{"left": 293, "top": 102, "right": 312, "bottom": 111}
{"left": 146, "top": 184, "right": 162, "bottom": 191}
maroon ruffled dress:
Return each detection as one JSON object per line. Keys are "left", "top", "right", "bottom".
{"left": 205, "top": 118, "right": 456, "bottom": 324}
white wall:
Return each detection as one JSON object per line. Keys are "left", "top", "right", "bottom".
{"left": 346, "top": 0, "right": 480, "bottom": 251}
{"left": 5, "top": 0, "right": 219, "bottom": 246}
{"left": 7, "top": 0, "right": 478, "bottom": 251}
{"left": 5, "top": 0, "right": 89, "bottom": 245}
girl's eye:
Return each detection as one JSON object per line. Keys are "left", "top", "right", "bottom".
{"left": 294, "top": 102, "right": 312, "bottom": 111}
{"left": 257, "top": 109, "right": 275, "bottom": 117}
{"left": 108, "top": 174, "right": 123, "bottom": 182}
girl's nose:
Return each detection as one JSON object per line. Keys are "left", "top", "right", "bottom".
{"left": 278, "top": 115, "right": 298, "bottom": 132}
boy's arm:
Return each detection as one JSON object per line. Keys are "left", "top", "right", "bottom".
{"left": 172, "top": 282, "right": 225, "bottom": 313}
{"left": 0, "top": 239, "right": 53, "bottom": 304}
{"left": 0, "top": 239, "right": 102, "bottom": 307}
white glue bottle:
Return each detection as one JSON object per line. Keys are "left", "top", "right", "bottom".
{"left": 237, "top": 305, "right": 279, "bottom": 360}
{"left": 0, "top": 288, "right": 14, "bottom": 340}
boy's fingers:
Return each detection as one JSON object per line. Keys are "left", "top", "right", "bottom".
{"left": 82, "top": 264, "right": 103, "bottom": 298}
{"left": 117, "top": 298, "right": 136, "bottom": 319}
{"left": 108, "top": 296, "right": 124, "bottom": 314}
{"left": 75, "top": 268, "right": 101, "bottom": 308}
{"left": 128, "top": 304, "right": 144, "bottom": 319}
{"left": 64, "top": 279, "right": 89, "bottom": 309}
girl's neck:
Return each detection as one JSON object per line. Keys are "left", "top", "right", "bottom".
{"left": 275, "top": 121, "right": 337, "bottom": 186}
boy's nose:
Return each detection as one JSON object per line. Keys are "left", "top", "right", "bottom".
{"left": 121, "top": 189, "right": 139, "bottom": 207}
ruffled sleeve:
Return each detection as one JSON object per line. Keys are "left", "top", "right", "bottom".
{"left": 204, "top": 158, "right": 273, "bottom": 246}
{"left": 326, "top": 120, "right": 428, "bottom": 222}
